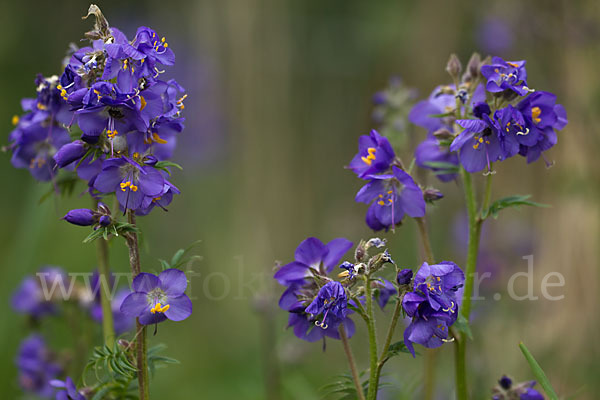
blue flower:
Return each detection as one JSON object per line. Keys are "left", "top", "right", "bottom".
{"left": 348, "top": 130, "right": 396, "bottom": 178}
{"left": 415, "top": 137, "right": 459, "bottom": 182}
{"left": 50, "top": 376, "right": 87, "bottom": 400}
{"left": 305, "top": 281, "right": 349, "bottom": 329}
{"left": 355, "top": 166, "right": 426, "bottom": 231}
{"left": 481, "top": 57, "right": 531, "bottom": 96}
{"left": 402, "top": 261, "right": 464, "bottom": 356}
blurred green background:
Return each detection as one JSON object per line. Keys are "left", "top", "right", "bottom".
{"left": 1, "top": 0, "right": 598, "bottom": 398}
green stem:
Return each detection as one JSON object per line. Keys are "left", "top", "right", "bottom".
{"left": 364, "top": 276, "right": 379, "bottom": 400}
{"left": 96, "top": 237, "right": 115, "bottom": 348}
{"left": 339, "top": 324, "right": 366, "bottom": 400}
{"left": 415, "top": 216, "right": 437, "bottom": 400}
{"left": 455, "top": 168, "right": 493, "bottom": 400}
{"left": 374, "top": 298, "right": 402, "bottom": 386}
{"left": 125, "top": 211, "right": 149, "bottom": 400}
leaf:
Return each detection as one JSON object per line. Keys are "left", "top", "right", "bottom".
{"left": 453, "top": 314, "right": 473, "bottom": 341}
{"left": 154, "top": 161, "right": 183, "bottom": 176}
{"left": 519, "top": 342, "right": 559, "bottom": 400}
{"left": 384, "top": 341, "right": 414, "bottom": 361}
{"left": 422, "top": 161, "right": 460, "bottom": 173}
{"left": 482, "top": 195, "right": 549, "bottom": 219}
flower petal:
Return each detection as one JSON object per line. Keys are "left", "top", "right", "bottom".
{"left": 322, "top": 238, "right": 353, "bottom": 272}
{"left": 132, "top": 273, "right": 159, "bottom": 293}
{"left": 164, "top": 294, "right": 192, "bottom": 321}
{"left": 120, "top": 292, "right": 149, "bottom": 317}
{"left": 294, "top": 237, "right": 326, "bottom": 268}
{"left": 158, "top": 269, "right": 188, "bottom": 297}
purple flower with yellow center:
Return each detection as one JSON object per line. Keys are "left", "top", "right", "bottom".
{"left": 415, "top": 137, "right": 459, "bottom": 182}
{"left": 304, "top": 281, "right": 348, "bottom": 330}
{"left": 274, "top": 237, "right": 353, "bottom": 286}
{"left": 481, "top": 57, "right": 531, "bottom": 96}
{"left": 94, "top": 156, "right": 165, "bottom": 211}
{"left": 51, "top": 377, "right": 87, "bottom": 400}
{"left": 16, "top": 335, "right": 62, "bottom": 398}
{"left": 402, "top": 261, "right": 464, "bottom": 356}
{"left": 348, "top": 130, "right": 395, "bottom": 178}
{"left": 516, "top": 91, "right": 568, "bottom": 164}
{"left": 120, "top": 269, "right": 192, "bottom": 325}
{"left": 450, "top": 112, "right": 505, "bottom": 174}
{"left": 131, "top": 26, "right": 176, "bottom": 74}
{"left": 355, "top": 166, "right": 426, "bottom": 231}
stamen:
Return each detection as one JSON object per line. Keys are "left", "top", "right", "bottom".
{"left": 12, "top": 115, "right": 19, "bottom": 125}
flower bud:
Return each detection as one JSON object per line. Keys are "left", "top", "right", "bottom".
{"left": 63, "top": 209, "right": 95, "bottom": 226}
{"left": 53, "top": 140, "right": 87, "bottom": 168}
{"left": 446, "top": 54, "right": 462, "bottom": 81}
{"left": 99, "top": 215, "right": 112, "bottom": 227}
{"left": 423, "top": 188, "right": 444, "bottom": 203}
{"left": 433, "top": 128, "right": 453, "bottom": 140}
{"left": 499, "top": 375, "right": 512, "bottom": 390}
{"left": 396, "top": 269, "right": 413, "bottom": 285}
{"left": 462, "top": 52, "right": 482, "bottom": 82}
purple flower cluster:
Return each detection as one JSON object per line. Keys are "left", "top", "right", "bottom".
{"left": 402, "top": 261, "right": 464, "bottom": 356}
{"left": 274, "top": 237, "right": 355, "bottom": 342}
{"left": 8, "top": 12, "right": 185, "bottom": 215}
{"left": 411, "top": 55, "right": 568, "bottom": 175}
{"left": 349, "top": 130, "right": 426, "bottom": 231}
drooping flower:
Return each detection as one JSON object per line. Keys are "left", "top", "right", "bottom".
{"left": 396, "top": 268, "right": 413, "bottom": 286}
{"left": 53, "top": 140, "right": 88, "bottom": 168}
{"left": 304, "top": 281, "right": 348, "bottom": 330}
{"left": 516, "top": 91, "right": 568, "bottom": 164}
{"left": 348, "top": 130, "right": 396, "bottom": 178}
{"left": 355, "top": 166, "right": 426, "bottom": 231}
{"left": 481, "top": 57, "right": 531, "bottom": 96}
{"left": 120, "top": 269, "right": 192, "bottom": 325}
{"left": 402, "top": 261, "right": 464, "bottom": 356}
{"left": 50, "top": 376, "right": 87, "bottom": 400}
{"left": 16, "top": 335, "right": 62, "bottom": 398}
{"left": 274, "top": 237, "right": 355, "bottom": 342}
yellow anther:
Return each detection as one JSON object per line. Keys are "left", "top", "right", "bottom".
{"left": 140, "top": 96, "right": 147, "bottom": 111}
{"left": 338, "top": 270, "right": 350, "bottom": 278}
{"left": 161, "top": 37, "right": 166, "bottom": 42}
{"left": 57, "top": 84, "right": 63, "bottom": 90}
{"left": 506, "top": 62, "right": 519, "bottom": 68}
{"left": 153, "top": 41, "right": 158, "bottom": 47}
{"left": 388, "top": 198, "right": 393, "bottom": 203}
{"left": 473, "top": 143, "right": 480, "bottom": 150}
{"left": 133, "top": 152, "right": 140, "bottom": 159}
{"left": 150, "top": 302, "right": 170, "bottom": 314}
{"left": 152, "top": 132, "right": 168, "bottom": 144}
{"left": 152, "top": 196, "right": 162, "bottom": 202}
{"left": 378, "top": 194, "right": 383, "bottom": 198}
{"left": 163, "top": 43, "right": 168, "bottom": 48}
{"left": 361, "top": 156, "right": 372, "bottom": 166}
{"left": 12, "top": 115, "right": 19, "bottom": 125}
{"left": 94, "top": 89, "right": 100, "bottom": 95}
{"left": 107, "top": 130, "right": 118, "bottom": 138}
{"left": 378, "top": 200, "right": 385, "bottom": 206}
{"left": 479, "top": 137, "right": 484, "bottom": 143}
{"left": 123, "top": 59, "right": 128, "bottom": 70}
{"left": 531, "top": 106, "right": 542, "bottom": 124}
{"left": 130, "top": 184, "right": 138, "bottom": 192}
{"left": 37, "top": 103, "right": 47, "bottom": 110}
{"left": 387, "top": 190, "right": 393, "bottom": 194}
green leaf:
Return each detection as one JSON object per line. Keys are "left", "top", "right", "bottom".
{"left": 453, "top": 314, "right": 473, "bottom": 341}
{"left": 422, "top": 161, "right": 460, "bottom": 173}
{"left": 482, "top": 195, "right": 549, "bottom": 220}
{"left": 385, "top": 340, "right": 414, "bottom": 360}
{"left": 519, "top": 342, "right": 559, "bottom": 400}
{"left": 154, "top": 161, "right": 183, "bottom": 176}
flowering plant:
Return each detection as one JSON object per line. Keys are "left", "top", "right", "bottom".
{"left": 273, "top": 53, "right": 567, "bottom": 399}
{"left": 6, "top": 5, "right": 193, "bottom": 399}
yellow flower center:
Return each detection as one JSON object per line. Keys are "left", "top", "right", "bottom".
{"left": 531, "top": 106, "right": 542, "bottom": 124}
{"left": 150, "top": 302, "right": 170, "bottom": 314}
{"left": 361, "top": 147, "right": 377, "bottom": 166}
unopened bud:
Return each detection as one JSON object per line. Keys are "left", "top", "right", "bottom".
{"left": 446, "top": 54, "right": 462, "bottom": 81}
{"left": 396, "top": 269, "right": 413, "bottom": 286}
{"left": 433, "top": 128, "right": 453, "bottom": 140}
{"left": 423, "top": 188, "right": 444, "bottom": 203}
{"left": 463, "top": 52, "right": 482, "bottom": 82}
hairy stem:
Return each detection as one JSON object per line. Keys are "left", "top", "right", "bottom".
{"left": 96, "top": 236, "right": 115, "bottom": 348}
{"left": 339, "top": 324, "right": 366, "bottom": 400}
{"left": 125, "top": 211, "right": 149, "bottom": 400}
{"left": 415, "top": 217, "right": 435, "bottom": 265}
{"left": 364, "top": 277, "right": 379, "bottom": 400}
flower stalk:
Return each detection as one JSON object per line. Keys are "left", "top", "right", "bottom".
{"left": 364, "top": 276, "right": 379, "bottom": 400}
{"left": 339, "top": 324, "right": 365, "bottom": 400}
{"left": 95, "top": 235, "right": 115, "bottom": 348}
{"left": 125, "top": 210, "right": 149, "bottom": 400}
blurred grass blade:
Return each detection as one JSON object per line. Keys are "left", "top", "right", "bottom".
{"left": 519, "top": 342, "right": 558, "bottom": 400}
